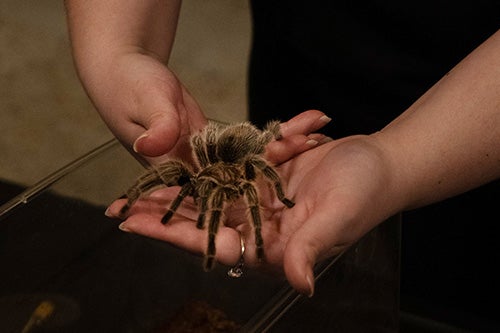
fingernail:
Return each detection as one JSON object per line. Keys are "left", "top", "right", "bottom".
{"left": 133, "top": 133, "right": 149, "bottom": 153}
{"left": 306, "top": 273, "right": 315, "bottom": 298}
{"left": 320, "top": 136, "right": 333, "bottom": 144}
{"left": 319, "top": 115, "right": 332, "bottom": 123}
{"left": 104, "top": 207, "right": 112, "bottom": 217}
{"left": 306, "top": 139, "right": 319, "bottom": 146}
{"left": 118, "top": 222, "right": 132, "bottom": 233}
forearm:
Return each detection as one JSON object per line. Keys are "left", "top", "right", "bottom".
{"left": 376, "top": 29, "right": 500, "bottom": 210}
{"left": 64, "top": 0, "right": 181, "bottom": 76}
{"left": 63, "top": 0, "right": 204, "bottom": 161}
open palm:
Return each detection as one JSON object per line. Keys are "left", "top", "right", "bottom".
{"left": 106, "top": 116, "right": 394, "bottom": 295}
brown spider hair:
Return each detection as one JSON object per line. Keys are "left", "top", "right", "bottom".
{"left": 120, "top": 121, "right": 294, "bottom": 270}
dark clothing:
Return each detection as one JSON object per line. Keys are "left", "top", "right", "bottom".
{"left": 248, "top": 1, "right": 498, "bottom": 136}
{"left": 248, "top": 0, "right": 500, "bottom": 329}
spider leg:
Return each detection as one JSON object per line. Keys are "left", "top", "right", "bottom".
{"left": 204, "top": 189, "right": 226, "bottom": 271}
{"left": 242, "top": 182, "right": 265, "bottom": 261}
{"left": 191, "top": 134, "right": 209, "bottom": 168}
{"left": 120, "top": 160, "right": 194, "bottom": 217}
{"left": 161, "top": 182, "right": 194, "bottom": 224}
{"left": 195, "top": 180, "right": 216, "bottom": 229}
{"left": 196, "top": 196, "right": 208, "bottom": 229}
{"left": 261, "top": 120, "right": 282, "bottom": 143}
{"left": 119, "top": 170, "right": 167, "bottom": 217}
{"left": 246, "top": 158, "right": 295, "bottom": 208}
{"left": 205, "top": 122, "right": 221, "bottom": 164}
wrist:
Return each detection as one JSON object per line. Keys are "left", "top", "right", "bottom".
{"left": 368, "top": 131, "right": 413, "bottom": 215}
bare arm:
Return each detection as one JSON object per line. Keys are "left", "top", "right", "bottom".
{"left": 87, "top": 8, "right": 499, "bottom": 295}
{"left": 277, "top": 31, "right": 500, "bottom": 294}
{"left": 377, "top": 29, "right": 500, "bottom": 211}
{"left": 64, "top": 0, "right": 207, "bottom": 163}
{"left": 64, "top": 0, "right": 181, "bottom": 68}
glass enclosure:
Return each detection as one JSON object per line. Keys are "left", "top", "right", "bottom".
{"left": 1, "top": 140, "right": 400, "bottom": 332}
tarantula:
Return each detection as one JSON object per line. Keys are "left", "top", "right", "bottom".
{"left": 119, "top": 120, "right": 295, "bottom": 270}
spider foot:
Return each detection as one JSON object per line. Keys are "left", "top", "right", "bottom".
{"left": 264, "top": 120, "right": 282, "bottom": 140}
{"left": 161, "top": 210, "right": 174, "bottom": 224}
{"left": 203, "top": 255, "right": 216, "bottom": 271}
{"left": 196, "top": 214, "right": 206, "bottom": 229}
{"left": 256, "top": 247, "right": 265, "bottom": 262}
{"left": 118, "top": 203, "right": 131, "bottom": 218}
{"left": 282, "top": 198, "right": 295, "bottom": 208}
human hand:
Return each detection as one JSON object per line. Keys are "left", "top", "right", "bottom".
{"left": 78, "top": 52, "right": 207, "bottom": 165}
{"left": 107, "top": 113, "right": 400, "bottom": 296}
{"left": 65, "top": 0, "right": 201, "bottom": 165}
{"left": 204, "top": 134, "right": 396, "bottom": 296}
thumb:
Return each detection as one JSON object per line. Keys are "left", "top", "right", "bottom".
{"left": 283, "top": 212, "right": 349, "bottom": 297}
{"left": 283, "top": 234, "right": 317, "bottom": 297}
{"left": 132, "top": 111, "right": 181, "bottom": 157}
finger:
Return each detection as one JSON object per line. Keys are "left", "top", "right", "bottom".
{"left": 121, "top": 216, "right": 243, "bottom": 267}
{"left": 105, "top": 199, "right": 125, "bottom": 219}
{"left": 132, "top": 109, "right": 181, "bottom": 157}
{"left": 109, "top": 185, "right": 207, "bottom": 223}
{"left": 283, "top": 231, "right": 318, "bottom": 297}
{"left": 308, "top": 133, "right": 334, "bottom": 144}
{"left": 283, "top": 211, "right": 349, "bottom": 297}
{"left": 279, "top": 110, "right": 332, "bottom": 137}
{"left": 265, "top": 134, "right": 318, "bottom": 165}
{"left": 106, "top": 197, "right": 244, "bottom": 267}
{"left": 265, "top": 133, "right": 333, "bottom": 165}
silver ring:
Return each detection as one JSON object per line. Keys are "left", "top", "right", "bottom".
{"left": 227, "top": 231, "right": 245, "bottom": 278}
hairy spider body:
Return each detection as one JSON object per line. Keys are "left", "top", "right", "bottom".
{"left": 120, "top": 121, "right": 295, "bottom": 270}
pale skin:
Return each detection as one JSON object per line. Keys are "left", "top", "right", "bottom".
{"left": 65, "top": 0, "right": 201, "bottom": 165}
{"left": 64, "top": 1, "right": 500, "bottom": 296}
{"left": 64, "top": 0, "right": 327, "bottom": 162}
